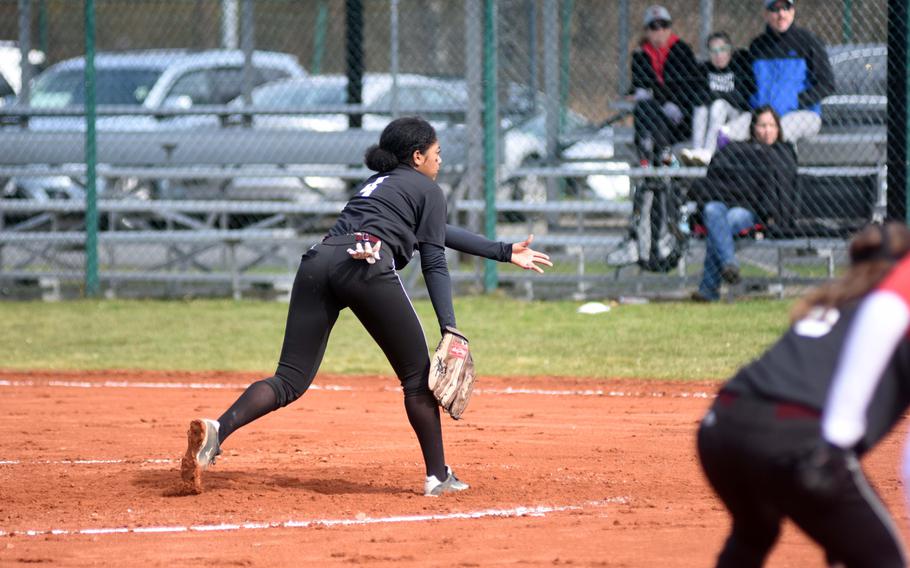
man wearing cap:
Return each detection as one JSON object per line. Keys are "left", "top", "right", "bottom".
{"left": 725, "top": 0, "right": 834, "bottom": 144}
{"left": 629, "top": 5, "right": 702, "bottom": 166}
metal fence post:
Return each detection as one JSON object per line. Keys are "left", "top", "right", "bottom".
{"left": 466, "top": 0, "right": 484, "bottom": 289}
{"left": 617, "top": 0, "right": 629, "bottom": 96}
{"left": 560, "top": 0, "right": 573, "bottom": 132}
{"left": 842, "top": 0, "right": 853, "bottom": 44}
{"left": 543, "top": 0, "right": 559, "bottom": 213}
{"left": 18, "top": 0, "right": 31, "bottom": 105}
{"left": 311, "top": 0, "right": 328, "bottom": 74}
{"left": 527, "top": 0, "right": 538, "bottom": 113}
{"left": 84, "top": 0, "right": 99, "bottom": 297}
{"left": 222, "top": 0, "right": 238, "bottom": 49}
{"left": 38, "top": 0, "right": 47, "bottom": 59}
{"left": 240, "top": 0, "right": 254, "bottom": 108}
{"left": 699, "top": 0, "right": 714, "bottom": 60}
{"left": 887, "top": 0, "right": 908, "bottom": 221}
{"left": 390, "top": 0, "right": 399, "bottom": 117}
{"left": 483, "top": 0, "right": 498, "bottom": 292}
{"left": 346, "top": 0, "right": 364, "bottom": 129}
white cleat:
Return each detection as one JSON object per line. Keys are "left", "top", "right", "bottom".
{"left": 180, "top": 418, "right": 221, "bottom": 494}
{"left": 424, "top": 466, "right": 470, "bottom": 497}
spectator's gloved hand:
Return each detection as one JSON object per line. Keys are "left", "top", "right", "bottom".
{"left": 793, "top": 440, "right": 858, "bottom": 499}
{"left": 632, "top": 88, "right": 653, "bottom": 102}
{"left": 662, "top": 102, "right": 684, "bottom": 125}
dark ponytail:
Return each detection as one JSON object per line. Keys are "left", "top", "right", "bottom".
{"left": 364, "top": 116, "right": 437, "bottom": 172}
{"left": 791, "top": 222, "right": 910, "bottom": 321}
{"left": 364, "top": 145, "right": 400, "bottom": 172}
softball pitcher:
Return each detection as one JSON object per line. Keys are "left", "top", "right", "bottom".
{"left": 698, "top": 222, "right": 910, "bottom": 568}
{"left": 180, "top": 116, "right": 550, "bottom": 497}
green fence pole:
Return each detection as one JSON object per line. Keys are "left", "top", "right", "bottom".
{"left": 311, "top": 0, "right": 327, "bottom": 74}
{"left": 84, "top": 0, "right": 99, "bottom": 297}
{"left": 483, "top": 0, "right": 498, "bottom": 292}
{"left": 38, "top": 0, "right": 48, "bottom": 60}
{"left": 842, "top": 0, "right": 854, "bottom": 44}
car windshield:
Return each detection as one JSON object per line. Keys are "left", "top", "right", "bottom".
{"left": 252, "top": 82, "right": 346, "bottom": 108}
{"left": 31, "top": 67, "right": 163, "bottom": 107}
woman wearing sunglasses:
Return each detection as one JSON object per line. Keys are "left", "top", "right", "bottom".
{"left": 628, "top": 5, "right": 702, "bottom": 167}
{"left": 680, "top": 32, "right": 753, "bottom": 166}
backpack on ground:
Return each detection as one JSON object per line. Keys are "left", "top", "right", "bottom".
{"left": 607, "top": 178, "right": 688, "bottom": 273}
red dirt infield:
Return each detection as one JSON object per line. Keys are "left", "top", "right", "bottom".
{"left": 1, "top": 369, "right": 907, "bottom": 566}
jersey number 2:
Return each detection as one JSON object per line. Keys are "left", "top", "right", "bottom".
{"left": 359, "top": 176, "right": 389, "bottom": 198}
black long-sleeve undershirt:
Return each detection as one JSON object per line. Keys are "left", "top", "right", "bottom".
{"left": 445, "top": 224, "right": 512, "bottom": 263}
{"left": 419, "top": 241, "right": 456, "bottom": 334}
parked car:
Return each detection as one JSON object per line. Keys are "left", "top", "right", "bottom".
{"left": 227, "top": 74, "right": 598, "bottom": 203}
{"left": 4, "top": 49, "right": 306, "bottom": 201}
{"left": 0, "top": 40, "right": 46, "bottom": 105}
{"left": 218, "top": 73, "right": 466, "bottom": 201}
{"left": 26, "top": 49, "right": 306, "bottom": 131}
{"left": 234, "top": 73, "right": 466, "bottom": 131}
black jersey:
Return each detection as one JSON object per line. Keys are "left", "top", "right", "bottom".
{"left": 700, "top": 49, "right": 751, "bottom": 110}
{"left": 725, "top": 302, "right": 910, "bottom": 451}
{"left": 328, "top": 164, "right": 447, "bottom": 269}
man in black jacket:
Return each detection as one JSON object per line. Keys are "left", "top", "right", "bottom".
{"left": 724, "top": 0, "right": 834, "bottom": 144}
{"left": 629, "top": 5, "right": 702, "bottom": 166}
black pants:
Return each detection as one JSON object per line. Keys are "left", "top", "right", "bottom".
{"left": 217, "top": 234, "right": 447, "bottom": 480}
{"left": 697, "top": 393, "right": 906, "bottom": 568}
{"left": 267, "top": 236, "right": 431, "bottom": 404}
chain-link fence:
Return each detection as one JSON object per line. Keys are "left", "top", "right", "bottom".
{"left": 0, "top": 0, "right": 902, "bottom": 301}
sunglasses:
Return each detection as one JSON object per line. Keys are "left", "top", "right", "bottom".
{"left": 647, "top": 20, "right": 671, "bottom": 31}
{"left": 766, "top": 4, "right": 793, "bottom": 13}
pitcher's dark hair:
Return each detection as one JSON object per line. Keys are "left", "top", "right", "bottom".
{"left": 364, "top": 116, "right": 438, "bottom": 172}
{"left": 791, "top": 222, "right": 910, "bottom": 321}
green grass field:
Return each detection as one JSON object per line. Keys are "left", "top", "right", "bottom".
{"left": 0, "top": 296, "right": 792, "bottom": 380}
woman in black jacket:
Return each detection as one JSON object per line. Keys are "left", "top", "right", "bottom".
{"left": 692, "top": 106, "right": 798, "bottom": 302}
{"left": 630, "top": 5, "right": 703, "bottom": 165}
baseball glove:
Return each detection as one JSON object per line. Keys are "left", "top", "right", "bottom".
{"left": 429, "top": 326, "right": 476, "bottom": 420}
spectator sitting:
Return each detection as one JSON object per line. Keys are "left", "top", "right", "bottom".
{"left": 691, "top": 106, "right": 798, "bottom": 302}
{"left": 680, "top": 32, "right": 752, "bottom": 166}
{"left": 629, "top": 5, "right": 702, "bottom": 167}
{"left": 722, "top": 0, "right": 834, "bottom": 145}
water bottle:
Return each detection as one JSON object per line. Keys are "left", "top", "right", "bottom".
{"left": 678, "top": 201, "right": 696, "bottom": 236}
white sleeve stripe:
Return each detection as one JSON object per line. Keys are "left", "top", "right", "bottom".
{"left": 822, "top": 291, "right": 910, "bottom": 448}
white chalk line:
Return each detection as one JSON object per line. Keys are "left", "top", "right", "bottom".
{"left": 0, "top": 458, "right": 174, "bottom": 466}
{"left": 0, "top": 378, "right": 714, "bottom": 399}
{"left": 0, "top": 497, "right": 629, "bottom": 538}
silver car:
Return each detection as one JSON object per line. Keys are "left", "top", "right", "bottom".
{"left": 6, "top": 49, "right": 306, "bottom": 202}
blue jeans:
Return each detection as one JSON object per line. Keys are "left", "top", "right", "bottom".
{"left": 698, "top": 201, "right": 756, "bottom": 300}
